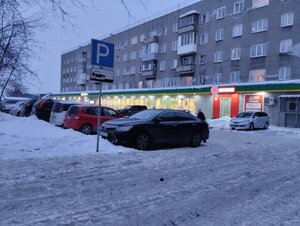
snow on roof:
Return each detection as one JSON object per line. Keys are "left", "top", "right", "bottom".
{"left": 279, "top": 94, "right": 300, "bottom": 98}
{"left": 54, "top": 80, "right": 300, "bottom": 96}
{"left": 179, "top": 10, "right": 199, "bottom": 18}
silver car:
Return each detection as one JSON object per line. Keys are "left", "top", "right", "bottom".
{"left": 229, "top": 111, "right": 270, "bottom": 130}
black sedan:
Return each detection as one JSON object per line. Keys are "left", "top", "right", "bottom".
{"left": 100, "top": 109, "right": 209, "bottom": 150}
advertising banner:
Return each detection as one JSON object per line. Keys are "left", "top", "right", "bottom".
{"left": 244, "top": 94, "right": 263, "bottom": 111}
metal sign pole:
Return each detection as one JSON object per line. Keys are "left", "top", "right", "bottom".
{"left": 96, "top": 81, "right": 102, "bottom": 152}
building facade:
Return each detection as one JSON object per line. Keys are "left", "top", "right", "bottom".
{"left": 58, "top": 0, "right": 300, "bottom": 127}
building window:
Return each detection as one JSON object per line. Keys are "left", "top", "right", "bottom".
{"left": 180, "top": 32, "right": 197, "bottom": 46}
{"left": 199, "top": 54, "right": 207, "bottom": 65}
{"left": 179, "top": 14, "right": 196, "bottom": 28}
{"left": 130, "top": 51, "right": 137, "bottom": 60}
{"left": 231, "top": 48, "right": 241, "bottom": 60}
{"left": 252, "top": 18, "right": 268, "bottom": 33}
{"left": 280, "top": 39, "right": 293, "bottom": 53}
{"left": 161, "top": 43, "right": 167, "bottom": 53}
{"left": 142, "top": 43, "right": 158, "bottom": 55}
{"left": 230, "top": 71, "right": 240, "bottom": 83}
{"left": 279, "top": 67, "right": 291, "bottom": 80}
{"left": 116, "top": 69, "right": 120, "bottom": 77}
{"left": 250, "top": 43, "right": 267, "bottom": 58}
{"left": 214, "top": 51, "right": 224, "bottom": 63}
{"left": 201, "top": 12, "right": 209, "bottom": 24}
{"left": 140, "top": 34, "right": 145, "bottom": 42}
{"left": 213, "top": 73, "right": 222, "bottom": 84}
{"left": 182, "top": 56, "right": 194, "bottom": 65}
{"left": 171, "top": 59, "right": 177, "bottom": 69}
{"left": 252, "top": 0, "right": 269, "bottom": 8}
{"left": 249, "top": 69, "right": 265, "bottom": 81}
{"left": 172, "top": 40, "right": 178, "bottom": 51}
{"left": 173, "top": 22, "right": 178, "bottom": 32}
{"left": 233, "top": 24, "right": 243, "bottom": 37}
{"left": 196, "top": 75, "right": 205, "bottom": 85}
{"left": 131, "top": 36, "right": 138, "bottom": 45}
{"left": 160, "top": 61, "right": 166, "bottom": 71}
{"left": 281, "top": 12, "right": 294, "bottom": 27}
{"left": 122, "top": 53, "right": 127, "bottom": 61}
{"left": 216, "top": 6, "right": 226, "bottom": 20}
{"left": 200, "top": 33, "right": 208, "bottom": 44}
{"left": 215, "top": 29, "right": 224, "bottom": 41}
{"left": 234, "top": 1, "right": 244, "bottom": 14}
{"left": 123, "top": 39, "right": 128, "bottom": 48}
{"left": 130, "top": 66, "right": 136, "bottom": 75}
{"left": 162, "top": 27, "right": 168, "bottom": 35}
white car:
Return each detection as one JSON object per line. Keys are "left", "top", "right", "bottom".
{"left": 49, "top": 101, "right": 79, "bottom": 126}
{"left": 4, "top": 101, "right": 26, "bottom": 115}
{"left": 229, "top": 111, "right": 270, "bottom": 130}
{"left": 9, "top": 101, "right": 26, "bottom": 116}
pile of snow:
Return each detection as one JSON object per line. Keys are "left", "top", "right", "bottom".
{"left": 0, "top": 113, "right": 134, "bottom": 160}
{"left": 207, "top": 116, "right": 231, "bottom": 129}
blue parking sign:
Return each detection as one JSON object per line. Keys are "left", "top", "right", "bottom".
{"left": 91, "top": 39, "right": 114, "bottom": 68}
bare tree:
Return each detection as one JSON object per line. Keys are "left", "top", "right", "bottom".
{"left": 0, "top": 0, "right": 146, "bottom": 99}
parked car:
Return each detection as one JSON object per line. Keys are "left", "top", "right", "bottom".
{"left": 2, "top": 100, "right": 27, "bottom": 114}
{"left": 9, "top": 101, "right": 26, "bottom": 116}
{"left": 229, "top": 111, "right": 270, "bottom": 130}
{"left": 49, "top": 101, "right": 79, "bottom": 126}
{"left": 100, "top": 109, "right": 209, "bottom": 150}
{"left": 33, "top": 98, "right": 56, "bottom": 122}
{"left": 0, "top": 97, "right": 29, "bottom": 113}
{"left": 20, "top": 99, "right": 38, "bottom": 117}
{"left": 118, "top": 105, "right": 147, "bottom": 117}
{"left": 64, "top": 105, "right": 123, "bottom": 134}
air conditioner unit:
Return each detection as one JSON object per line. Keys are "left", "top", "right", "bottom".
{"left": 264, "top": 97, "right": 275, "bottom": 106}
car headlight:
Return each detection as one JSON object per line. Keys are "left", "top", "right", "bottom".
{"left": 116, "top": 126, "right": 133, "bottom": 132}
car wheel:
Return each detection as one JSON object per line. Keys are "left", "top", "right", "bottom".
{"left": 231, "top": 127, "right": 235, "bottom": 130}
{"left": 136, "top": 132, "right": 152, "bottom": 150}
{"left": 189, "top": 131, "right": 202, "bottom": 147}
{"left": 264, "top": 122, "right": 269, "bottom": 129}
{"left": 249, "top": 123, "right": 254, "bottom": 130}
{"left": 79, "top": 124, "right": 92, "bottom": 135}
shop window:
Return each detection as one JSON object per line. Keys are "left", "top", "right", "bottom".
{"left": 287, "top": 101, "right": 296, "bottom": 112}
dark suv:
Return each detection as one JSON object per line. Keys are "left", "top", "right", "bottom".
{"left": 118, "top": 105, "right": 147, "bottom": 117}
{"left": 32, "top": 98, "right": 56, "bottom": 122}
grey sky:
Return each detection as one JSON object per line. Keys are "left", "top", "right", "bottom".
{"left": 29, "top": 0, "right": 197, "bottom": 94}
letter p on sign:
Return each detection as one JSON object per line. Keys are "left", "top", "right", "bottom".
{"left": 91, "top": 39, "right": 114, "bottom": 68}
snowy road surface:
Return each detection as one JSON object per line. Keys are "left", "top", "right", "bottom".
{"left": 1, "top": 123, "right": 300, "bottom": 225}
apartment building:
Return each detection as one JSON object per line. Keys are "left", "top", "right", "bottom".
{"left": 58, "top": 0, "right": 300, "bottom": 127}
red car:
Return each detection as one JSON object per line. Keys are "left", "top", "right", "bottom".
{"left": 64, "top": 105, "right": 123, "bottom": 134}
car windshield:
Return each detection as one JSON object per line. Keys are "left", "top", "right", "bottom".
{"left": 128, "top": 109, "right": 159, "bottom": 120}
{"left": 236, "top": 112, "right": 254, "bottom": 118}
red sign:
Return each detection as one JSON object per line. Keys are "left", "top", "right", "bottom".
{"left": 210, "top": 86, "right": 236, "bottom": 95}
{"left": 244, "top": 94, "right": 263, "bottom": 111}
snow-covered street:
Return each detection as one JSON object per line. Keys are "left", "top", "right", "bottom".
{"left": 0, "top": 113, "right": 300, "bottom": 225}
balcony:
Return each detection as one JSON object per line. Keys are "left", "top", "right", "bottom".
{"left": 143, "top": 35, "right": 159, "bottom": 44}
{"left": 177, "top": 43, "right": 197, "bottom": 55}
{"left": 141, "top": 70, "right": 157, "bottom": 79}
{"left": 176, "top": 64, "right": 195, "bottom": 75}
{"left": 77, "top": 73, "right": 87, "bottom": 85}
{"left": 178, "top": 24, "right": 196, "bottom": 34}
{"left": 142, "top": 53, "right": 158, "bottom": 62}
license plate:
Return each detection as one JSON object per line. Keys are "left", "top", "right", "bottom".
{"left": 100, "top": 131, "right": 108, "bottom": 137}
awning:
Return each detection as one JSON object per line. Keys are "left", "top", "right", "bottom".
{"left": 279, "top": 94, "right": 300, "bottom": 98}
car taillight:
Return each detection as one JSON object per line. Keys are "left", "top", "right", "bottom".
{"left": 38, "top": 99, "right": 46, "bottom": 109}
{"left": 74, "top": 116, "right": 80, "bottom": 120}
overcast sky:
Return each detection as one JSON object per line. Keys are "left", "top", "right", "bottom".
{"left": 28, "top": 0, "right": 198, "bottom": 94}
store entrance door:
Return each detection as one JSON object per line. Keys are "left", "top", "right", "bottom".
{"left": 220, "top": 98, "right": 231, "bottom": 117}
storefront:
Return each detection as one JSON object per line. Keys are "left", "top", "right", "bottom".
{"left": 51, "top": 80, "right": 300, "bottom": 127}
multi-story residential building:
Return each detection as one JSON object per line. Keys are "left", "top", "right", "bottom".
{"left": 57, "top": 0, "right": 300, "bottom": 127}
